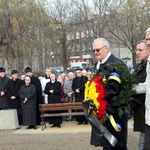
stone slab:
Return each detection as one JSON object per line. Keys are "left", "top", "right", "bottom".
{"left": 0, "top": 109, "right": 19, "bottom": 130}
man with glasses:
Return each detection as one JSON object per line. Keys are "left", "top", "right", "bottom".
{"left": 135, "top": 27, "right": 150, "bottom": 150}
{"left": 133, "top": 40, "right": 149, "bottom": 150}
{"left": 90, "top": 38, "right": 128, "bottom": 150}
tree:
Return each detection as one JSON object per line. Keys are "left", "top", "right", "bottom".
{"left": 106, "top": 0, "right": 150, "bottom": 68}
{"left": 47, "top": 0, "right": 78, "bottom": 71}
{"left": 0, "top": 0, "right": 53, "bottom": 74}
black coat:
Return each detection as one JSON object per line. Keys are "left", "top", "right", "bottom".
{"left": 44, "top": 81, "right": 61, "bottom": 103}
{"left": 19, "top": 84, "right": 36, "bottom": 109}
{"left": 91, "top": 54, "right": 128, "bottom": 149}
{"left": 7, "top": 78, "right": 23, "bottom": 109}
{"left": 30, "top": 76, "right": 43, "bottom": 105}
{"left": 19, "top": 84, "right": 37, "bottom": 126}
{"left": 30, "top": 75, "right": 43, "bottom": 124}
{"left": 44, "top": 81, "right": 62, "bottom": 125}
{"left": 72, "top": 76, "right": 88, "bottom": 101}
{"left": 0, "top": 76, "right": 10, "bottom": 109}
{"left": 133, "top": 62, "right": 146, "bottom": 132}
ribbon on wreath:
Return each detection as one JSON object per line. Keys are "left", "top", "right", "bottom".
{"left": 106, "top": 113, "right": 122, "bottom": 132}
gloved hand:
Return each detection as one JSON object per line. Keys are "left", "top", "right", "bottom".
{"left": 106, "top": 104, "right": 118, "bottom": 115}
{"left": 105, "top": 79, "right": 120, "bottom": 107}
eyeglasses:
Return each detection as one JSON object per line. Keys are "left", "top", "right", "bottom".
{"left": 93, "top": 46, "right": 105, "bottom": 53}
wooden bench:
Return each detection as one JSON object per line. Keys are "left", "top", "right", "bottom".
{"left": 39, "top": 102, "right": 84, "bottom": 130}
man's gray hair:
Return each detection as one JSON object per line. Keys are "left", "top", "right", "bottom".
{"left": 136, "top": 39, "right": 146, "bottom": 45}
{"left": 92, "top": 38, "right": 110, "bottom": 49}
{"left": 136, "top": 39, "right": 149, "bottom": 49}
{"left": 146, "top": 27, "right": 150, "bottom": 33}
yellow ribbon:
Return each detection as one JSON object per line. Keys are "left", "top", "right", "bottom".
{"left": 108, "top": 76, "right": 121, "bottom": 84}
{"left": 109, "top": 115, "right": 122, "bottom": 132}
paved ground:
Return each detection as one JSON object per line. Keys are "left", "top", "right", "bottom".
{"left": 0, "top": 119, "right": 139, "bottom": 150}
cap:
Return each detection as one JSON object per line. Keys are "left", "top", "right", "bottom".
{"left": 11, "top": 69, "right": 18, "bottom": 75}
{"left": 24, "top": 67, "right": 32, "bottom": 73}
{"left": 75, "top": 68, "right": 82, "bottom": 73}
{"left": 0, "top": 67, "right": 5, "bottom": 72}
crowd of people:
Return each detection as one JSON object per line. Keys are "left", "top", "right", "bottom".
{"left": 0, "top": 26, "right": 150, "bottom": 150}
{"left": 0, "top": 65, "right": 92, "bottom": 129}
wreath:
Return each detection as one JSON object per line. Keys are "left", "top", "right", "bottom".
{"left": 84, "top": 62, "right": 136, "bottom": 123}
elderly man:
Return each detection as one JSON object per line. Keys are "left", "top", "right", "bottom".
{"left": 135, "top": 27, "right": 150, "bottom": 150}
{"left": 64, "top": 71, "right": 74, "bottom": 103}
{"left": 89, "top": 38, "right": 129, "bottom": 150}
{"left": 0, "top": 67, "right": 10, "bottom": 110}
{"left": 133, "top": 40, "right": 149, "bottom": 150}
{"left": 72, "top": 68, "right": 88, "bottom": 125}
{"left": 41, "top": 68, "right": 51, "bottom": 104}
{"left": 7, "top": 70, "right": 24, "bottom": 125}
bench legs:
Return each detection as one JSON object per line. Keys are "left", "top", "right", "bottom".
{"left": 41, "top": 115, "right": 46, "bottom": 131}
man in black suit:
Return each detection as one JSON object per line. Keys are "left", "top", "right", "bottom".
{"left": 90, "top": 38, "right": 128, "bottom": 150}
{"left": 7, "top": 70, "right": 24, "bottom": 125}
{"left": 24, "top": 67, "right": 43, "bottom": 125}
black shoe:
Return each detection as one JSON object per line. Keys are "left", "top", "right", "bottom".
{"left": 77, "top": 122, "right": 83, "bottom": 125}
{"left": 50, "top": 124, "right": 56, "bottom": 128}
{"left": 57, "top": 125, "right": 61, "bottom": 128}
{"left": 27, "top": 125, "right": 33, "bottom": 129}
{"left": 34, "top": 126, "right": 37, "bottom": 130}
{"left": 84, "top": 122, "right": 88, "bottom": 125}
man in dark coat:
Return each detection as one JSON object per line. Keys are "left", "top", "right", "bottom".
{"left": 133, "top": 40, "right": 149, "bottom": 150}
{"left": 90, "top": 38, "right": 128, "bottom": 150}
{"left": 44, "top": 73, "right": 62, "bottom": 128}
{"left": 7, "top": 70, "right": 24, "bottom": 125}
{"left": 24, "top": 67, "right": 43, "bottom": 125}
{"left": 0, "top": 67, "right": 10, "bottom": 110}
{"left": 72, "top": 68, "right": 88, "bottom": 125}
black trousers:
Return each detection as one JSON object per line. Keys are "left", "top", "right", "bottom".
{"left": 143, "top": 124, "right": 150, "bottom": 150}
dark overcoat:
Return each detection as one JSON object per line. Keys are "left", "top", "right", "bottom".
{"left": 0, "top": 76, "right": 10, "bottom": 109}
{"left": 30, "top": 75, "right": 43, "bottom": 124}
{"left": 72, "top": 75, "right": 88, "bottom": 123}
{"left": 7, "top": 78, "right": 23, "bottom": 109}
{"left": 44, "top": 80, "right": 62, "bottom": 124}
{"left": 90, "top": 54, "right": 128, "bottom": 149}
{"left": 19, "top": 84, "right": 37, "bottom": 126}
{"left": 72, "top": 76, "right": 88, "bottom": 101}
{"left": 133, "top": 62, "right": 146, "bottom": 132}
{"left": 7, "top": 78, "right": 24, "bottom": 125}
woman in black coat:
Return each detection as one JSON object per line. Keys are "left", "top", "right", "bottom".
{"left": 19, "top": 76, "right": 37, "bottom": 129}
{"left": 44, "top": 73, "right": 62, "bottom": 128}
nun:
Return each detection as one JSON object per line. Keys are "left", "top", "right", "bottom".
{"left": 19, "top": 76, "right": 37, "bottom": 129}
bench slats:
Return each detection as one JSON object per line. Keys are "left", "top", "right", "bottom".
{"left": 40, "top": 102, "right": 82, "bottom": 107}
{"left": 41, "top": 112, "right": 85, "bottom": 117}
{"left": 39, "top": 102, "right": 85, "bottom": 130}
{"left": 41, "top": 106, "right": 83, "bottom": 111}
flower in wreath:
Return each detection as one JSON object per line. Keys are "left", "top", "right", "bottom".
{"left": 84, "top": 62, "right": 137, "bottom": 122}
{"left": 84, "top": 74, "right": 108, "bottom": 121}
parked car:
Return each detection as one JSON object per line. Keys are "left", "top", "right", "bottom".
{"left": 51, "top": 66, "right": 64, "bottom": 73}
{"left": 84, "top": 65, "right": 94, "bottom": 71}
{"left": 67, "top": 66, "right": 81, "bottom": 73}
